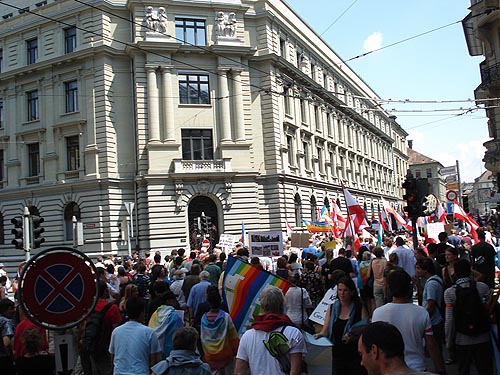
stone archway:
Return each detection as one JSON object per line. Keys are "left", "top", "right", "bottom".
{"left": 188, "top": 196, "right": 219, "bottom": 251}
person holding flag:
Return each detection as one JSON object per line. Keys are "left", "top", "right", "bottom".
{"left": 342, "top": 186, "right": 369, "bottom": 252}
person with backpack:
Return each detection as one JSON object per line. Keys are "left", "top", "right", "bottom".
{"left": 151, "top": 327, "right": 212, "bottom": 375}
{"left": 82, "top": 280, "right": 121, "bottom": 375}
{"left": 415, "top": 257, "right": 445, "bottom": 354}
{"left": 444, "top": 258, "right": 493, "bottom": 374}
{"left": 235, "top": 285, "right": 307, "bottom": 375}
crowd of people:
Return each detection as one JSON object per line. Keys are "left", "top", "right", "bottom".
{"left": 0, "top": 225, "right": 499, "bottom": 375}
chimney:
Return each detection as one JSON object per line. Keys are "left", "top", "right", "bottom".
{"left": 408, "top": 140, "right": 413, "bottom": 149}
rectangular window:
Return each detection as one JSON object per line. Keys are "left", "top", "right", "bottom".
{"left": 0, "top": 49, "right": 3, "bottom": 73}
{"left": 27, "top": 90, "right": 39, "bottom": 121}
{"left": 314, "top": 105, "right": 321, "bottom": 131}
{"left": 178, "top": 74, "right": 210, "bottom": 104}
{"left": 426, "top": 168, "right": 432, "bottom": 178}
{"left": 284, "top": 88, "right": 292, "bottom": 116}
{"left": 27, "top": 38, "right": 38, "bottom": 65}
{"left": 175, "top": 18, "right": 206, "bottom": 46}
{"left": 28, "top": 143, "right": 40, "bottom": 177}
{"left": 415, "top": 169, "right": 421, "bottom": 178}
{"left": 300, "top": 99, "right": 307, "bottom": 124}
{"left": 327, "top": 113, "right": 333, "bottom": 137}
{"left": 303, "top": 141, "right": 310, "bottom": 170}
{"left": 65, "top": 80, "right": 78, "bottom": 113}
{"left": 66, "top": 136, "right": 80, "bottom": 171}
{"left": 279, "top": 38, "right": 286, "bottom": 57}
{"left": 64, "top": 27, "right": 76, "bottom": 54}
{"left": 287, "top": 135, "right": 294, "bottom": 166}
{"left": 0, "top": 99, "right": 3, "bottom": 128}
{"left": 181, "top": 129, "right": 213, "bottom": 160}
{"left": 317, "top": 147, "right": 324, "bottom": 173}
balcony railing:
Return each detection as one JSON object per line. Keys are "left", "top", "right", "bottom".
{"left": 173, "top": 158, "right": 232, "bottom": 174}
{"left": 481, "top": 62, "right": 500, "bottom": 88}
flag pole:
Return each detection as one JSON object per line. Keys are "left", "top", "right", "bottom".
{"left": 341, "top": 183, "right": 356, "bottom": 246}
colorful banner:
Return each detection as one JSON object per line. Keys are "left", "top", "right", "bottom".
{"left": 222, "top": 256, "right": 291, "bottom": 335}
{"left": 302, "top": 219, "right": 333, "bottom": 233}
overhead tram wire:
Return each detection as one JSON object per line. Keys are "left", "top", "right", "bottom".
{"left": 319, "top": 0, "right": 360, "bottom": 37}
{"left": 64, "top": 2, "right": 500, "bottom": 110}
{"left": 0, "top": 1, "right": 273, "bottom": 98}
{"left": 70, "top": 0, "right": 280, "bottom": 83}
{"left": 346, "top": 20, "right": 461, "bottom": 61}
{"left": 4, "top": 2, "right": 497, "bottom": 117}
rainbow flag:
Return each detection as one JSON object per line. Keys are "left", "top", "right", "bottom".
{"left": 302, "top": 219, "right": 332, "bottom": 233}
{"left": 222, "top": 256, "right": 291, "bottom": 335}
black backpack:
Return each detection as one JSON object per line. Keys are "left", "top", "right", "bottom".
{"left": 428, "top": 277, "right": 445, "bottom": 320}
{"left": 454, "top": 281, "right": 490, "bottom": 336}
{"left": 81, "top": 303, "right": 113, "bottom": 357}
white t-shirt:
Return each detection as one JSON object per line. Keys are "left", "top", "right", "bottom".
{"left": 372, "top": 303, "right": 433, "bottom": 371}
{"left": 284, "top": 286, "right": 312, "bottom": 326}
{"left": 236, "top": 325, "right": 307, "bottom": 374}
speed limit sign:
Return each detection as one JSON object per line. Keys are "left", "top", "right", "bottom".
{"left": 446, "top": 190, "right": 458, "bottom": 202}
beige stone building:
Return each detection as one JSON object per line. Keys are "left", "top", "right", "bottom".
{"left": 0, "top": 0, "right": 408, "bottom": 268}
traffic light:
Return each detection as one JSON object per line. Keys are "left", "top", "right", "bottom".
{"left": 402, "top": 176, "right": 421, "bottom": 218}
{"left": 201, "top": 215, "right": 211, "bottom": 234}
{"left": 192, "top": 217, "right": 200, "bottom": 232}
{"left": 31, "top": 215, "right": 45, "bottom": 249}
{"left": 11, "top": 216, "right": 24, "bottom": 250}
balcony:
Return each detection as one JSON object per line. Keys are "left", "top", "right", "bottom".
{"left": 480, "top": 62, "right": 500, "bottom": 88}
{"left": 172, "top": 158, "right": 232, "bottom": 174}
{"left": 484, "top": 139, "right": 500, "bottom": 174}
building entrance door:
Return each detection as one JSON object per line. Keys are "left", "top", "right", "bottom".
{"left": 188, "top": 196, "right": 219, "bottom": 251}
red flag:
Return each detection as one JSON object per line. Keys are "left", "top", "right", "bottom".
{"left": 436, "top": 199, "right": 448, "bottom": 223}
{"left": 343, "top": 187, "right": 369, "bottom": 236}
{"left": 379, "top": 211, "right": 389, "bottom": 231}
{"left": 453, "top": 200, "right": 478, "bottom": 242}
{"left": 382, "top": 197, "right": 412, "bottom": 231}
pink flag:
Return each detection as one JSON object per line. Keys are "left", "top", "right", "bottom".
{"left": 285, "top": 219, "right": 294, "bottom": 233}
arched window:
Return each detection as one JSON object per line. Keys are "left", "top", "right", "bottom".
{"left": 64, "top": 202, "right": 80, "bottom": 241}
{"left": 294, "top": 194, "right": 302, "bottom": 227}
{"left": 310, "top": 195, "right": 317, "bottom": 221}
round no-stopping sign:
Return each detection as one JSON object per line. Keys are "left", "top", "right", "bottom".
{"left": 19, "top": 247, "right": 98, "bottom": 330}
{"left": 446, "top": 190, "right": 458, "bottom": 202}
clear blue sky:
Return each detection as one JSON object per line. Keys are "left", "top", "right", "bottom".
{"left": 284, "top": 0, "right": 487, "bottom": 182}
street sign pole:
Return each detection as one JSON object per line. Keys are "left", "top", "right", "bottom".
{"left": 72, "top": 216, "right": 78, "bottom": 249}
{"left": 127, "top": 216, "right": 132, "bottom": 257}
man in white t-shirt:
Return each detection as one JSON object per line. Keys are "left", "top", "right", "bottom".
{"left": 372, "top": 270, "right": 445, "bottom": 374}
{"left": 235, "top": 286, "right": 307, "bottom": 375}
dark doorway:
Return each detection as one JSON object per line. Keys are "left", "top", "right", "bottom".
{"left": 188, "top": 196, "right": 219, "bottom": 251}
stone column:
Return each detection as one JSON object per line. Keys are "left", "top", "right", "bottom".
{"left": 232, "top": 69, "right": 245, "bottom": 141}
{"left": 218, "top": 69, "right": 231, "bottom": 141}
{"left": 147, "top": 66, "right": 160, "bottom": 142}
{"left": 161, "top": 66, "right": 175, "bottom": 142}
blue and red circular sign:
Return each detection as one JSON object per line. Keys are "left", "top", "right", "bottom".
{"left": 20, "top": 248, "right": 97, "bottom": 330}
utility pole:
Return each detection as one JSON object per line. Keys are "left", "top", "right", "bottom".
{"left": 23, "top": 207, "right": 31, "bottom": 261}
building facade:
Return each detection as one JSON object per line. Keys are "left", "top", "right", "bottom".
{"left": 463, "top": 0, "right": 500, "bottom": 187}
{"left": 407, "top": 145, "right": 446, "bottom": 203}
{"left": 0, "top": 0, "right": 408, "bottom": 269}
